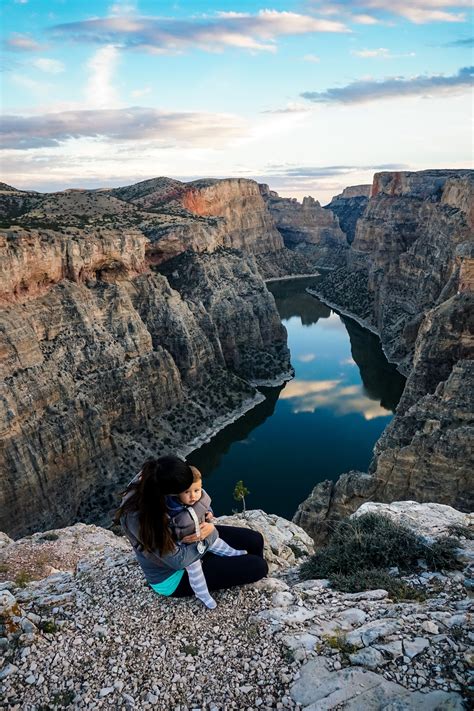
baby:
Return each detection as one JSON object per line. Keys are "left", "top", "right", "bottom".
{"left": 166, "top": 466, "right": 246, "bottom": 609}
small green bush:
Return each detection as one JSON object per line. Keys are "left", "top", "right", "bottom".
{"left": 423, "top": 536, "right": 460, "bottom": 570}
{"left": 299, "top": 513, "right": 462, "bottom": 594}
{"left": 39, "top": 533, "right": 59, "bottom": 542}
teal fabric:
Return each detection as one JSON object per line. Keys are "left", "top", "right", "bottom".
{"left": 150, "top": 569, "right": 184, "bottom": 596}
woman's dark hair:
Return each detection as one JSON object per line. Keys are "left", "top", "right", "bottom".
{"left": 114, "top": 455, "right": 193, "bottom": 555}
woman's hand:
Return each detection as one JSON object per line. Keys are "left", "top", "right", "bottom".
{"left": 181, "top": 521, "right": 215, "bottom": 544}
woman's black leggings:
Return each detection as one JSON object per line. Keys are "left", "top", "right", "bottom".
{"left": 171, "top": 525, "right": 268, "bottom": 598}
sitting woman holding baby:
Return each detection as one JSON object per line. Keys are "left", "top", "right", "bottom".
{"left": 115, "top": 456, "right": 268, "bottom": 609}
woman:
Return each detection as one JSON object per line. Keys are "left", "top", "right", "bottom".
{"left": 115, "top": 455, "right": 268, "bottom": 601}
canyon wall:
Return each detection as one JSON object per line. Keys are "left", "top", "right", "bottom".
{"left": 0, "top": 178, "right": 296, "bottom": 538}
{"left": 259, "top": 184, "right": 348, "bottom": 267}
{"left": 324, "top": 185, "right": 370, "bottom": 244}
{"left": 294, "top": 170, "right": 474, "bottom": 542}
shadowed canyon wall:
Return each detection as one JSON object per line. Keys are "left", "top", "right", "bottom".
{"left": 294, "top": 170, "right": 474, "bottom": 542}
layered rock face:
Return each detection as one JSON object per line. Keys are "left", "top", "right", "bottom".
{"left": 324, "top": 185, "right": 370, "bottom": 244}
{"left": 294, "top": 170, "right": 474, "bottom": 542}
{"left": 0, "top": 178, "right": 315, "bottom": 280}
{"left": 315, "top": 170, "right": 474, "bottom": 372}
{"left": 259, "top": 184, "right": 347, "bottom": 267}
{"left": 0, "top": 177, "right": 298, "bottom": 538}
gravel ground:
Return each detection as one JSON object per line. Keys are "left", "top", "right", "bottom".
{"left": 2, "top": 550, "right": 303, "bottom": 710}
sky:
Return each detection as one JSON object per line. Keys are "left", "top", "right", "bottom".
{"left": 1, "top": 0, "right": 473, "bottom": 203}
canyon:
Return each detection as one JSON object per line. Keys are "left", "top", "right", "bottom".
{"left": 0, "top": 170, "right": 473, "bottom": 543}
{"left": 294, "top": 170, "right": 474, "bottom": 541}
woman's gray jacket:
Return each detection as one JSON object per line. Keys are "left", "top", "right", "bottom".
{"left": 119, "top": 478, "right": 217, "bottom": 586}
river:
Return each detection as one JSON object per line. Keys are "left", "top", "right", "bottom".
{"left": 189, "top": 277, "right": 406, "bottom": 521}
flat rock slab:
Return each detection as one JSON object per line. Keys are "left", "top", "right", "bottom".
{"left": 346, "top": 618, "right": 399, "bottom": 648}
{"left": 290, "top": 657, "right": 465, "bottom": 710}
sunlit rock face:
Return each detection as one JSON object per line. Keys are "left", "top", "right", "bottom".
{"left": 259, "top": 184, "right": 348, "bottom": 268}
{"left": 0, "top": 186, "right": 294, "bottom": 538}
{"left": 294, "top": 170, "right": 474, "bottom": 543}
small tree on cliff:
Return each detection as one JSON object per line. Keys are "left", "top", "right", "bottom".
{"left": 233, "top": 480, "right": 250, "bottom": 518}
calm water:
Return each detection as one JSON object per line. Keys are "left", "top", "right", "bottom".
{"left": 190, "top": 277, "right": 406, "bottom": 520}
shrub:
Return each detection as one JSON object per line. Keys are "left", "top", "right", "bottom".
{"left": 328, "top": 569, "right": 427, "bottom": 601}
{"left": 39, "top": 533, "right": 59, "bottom": 542}
{"left": 299, "top": 513, "right": 462, "bottom": 594}
{"left": 299, "top": 513, "right": 423, "bottom": 580}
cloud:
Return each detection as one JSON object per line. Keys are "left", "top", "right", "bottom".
{"left": 32, "top": 57, "right": 65, "bottom": 73}
{"left": 261, "top": 102, "right": 312, "bottom": 115}
{"left": 262, "top": 163, "right": 408, "bottom": 178}
{"left": 49, "top": 10, "right": 349, "bottom": 55}
{"left": 85, "top": 45, "right": 120, "bottom": 109}
{"left": 0, "top": 106, "right": 247, "bottom": 149}
{"left": 309, "top": 1, "right": 471, "bottom": 24}
{"left": 351, "top": 47, "right": 416, "bottom": 58}
{"left": 5, "top": 33, "right": 44, "bottom": 52}
{"left": 303, "top": 53, "right": 321, "bottom": 62}
{"left": 444, "top": 36, "right": 474, "bottom": 46}
{"left": 301, "top": 66, "right": 474, "bottom": 104}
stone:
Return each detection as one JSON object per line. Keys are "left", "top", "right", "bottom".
{"left": 282, "top": 633, "right": 319, "bottom": 652}
{"left": 403, "top": 637, "right": 430, "bottom": 659}
{"left": 421, "top": 621, "right": 439, "bottom": 634}
{"left": 290, "top": 657, "right": 465, "bottom": 710}
{"left": 336, "top": 608, "right": 367, "bottom": 626}
{"left": 99, "top": 687, "right": 114, "bottom": 697}
{"left": 346, "top": 619, "right": 399, "bottom": 648}
{"left": 349, "top": 647, "right": 386, "bottom": 670}
{"left": 271, "top": 592, "right": 295, "bottom": 607}
{"left": 0, "top": 664, "right": 18, "bottom": 680}
{"left": 215, "top": 510, "right": 314, "bottom": 574}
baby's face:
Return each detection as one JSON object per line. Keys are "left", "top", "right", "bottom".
{"left": 179, "top": 479, "right": 202, "bottom": 506}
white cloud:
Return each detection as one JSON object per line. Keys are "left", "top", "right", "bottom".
{"left": 310, "top": 1, "right": 471, "bottom": 24}
{"left": 32, "top": 58, "right": 65, "bottom": 74}
{"left": 0, "top": 106, "right": 248, "bottom": 149}
{"left": 85, "top": 45, "right": 120, "bottom": 109}
{"left": 351, "top": 48, "right": 416, "bottom": 58}
{"left": 49, "top": 10, "right": 349, "bottom": 55}
{"left": 303, "top": 53, "right": 321, "bottom": 62}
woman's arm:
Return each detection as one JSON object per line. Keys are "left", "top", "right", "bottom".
{"left": 181, "top": 521, "right": 215, "bottom": 544}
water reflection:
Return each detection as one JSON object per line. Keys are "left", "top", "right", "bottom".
{"left": 190, "top": 278, "right": 406, "bottom": 519}
{"left": 341, "top": 315, "right": 406, "bottom": 412}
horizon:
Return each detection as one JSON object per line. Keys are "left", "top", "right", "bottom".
{"left": 1, "top": 0, "right": 473, "bottom": 204}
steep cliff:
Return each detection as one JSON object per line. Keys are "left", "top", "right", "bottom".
{"left": 0, "top": 177, "right": 315, "bottom": 279}
{"left": 313, "top": 170, "right": 474, "bottom": 372}
{"left": 259, "top": 184, "right": 347, "bottom": 267}
{"left": 0, "top": 177, "right": 298, "bottom": 538}
{"left": 294, "top": 170, "right": 474, "bottom": 542}
{"left": 324, "top": 185, "right": 370, "bottom": 244}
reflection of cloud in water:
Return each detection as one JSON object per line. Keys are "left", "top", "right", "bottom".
{"left": 340, "top": 357, "right": 356, "bottom": 366}
{"left": 315, "top": 312, "right": 345, "bottom": 332}
{"left": 297, "top": 353, "right": 316, "bottom": 363}
{"left": 281, "top": 379, "right": 390, "bottom": 420}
